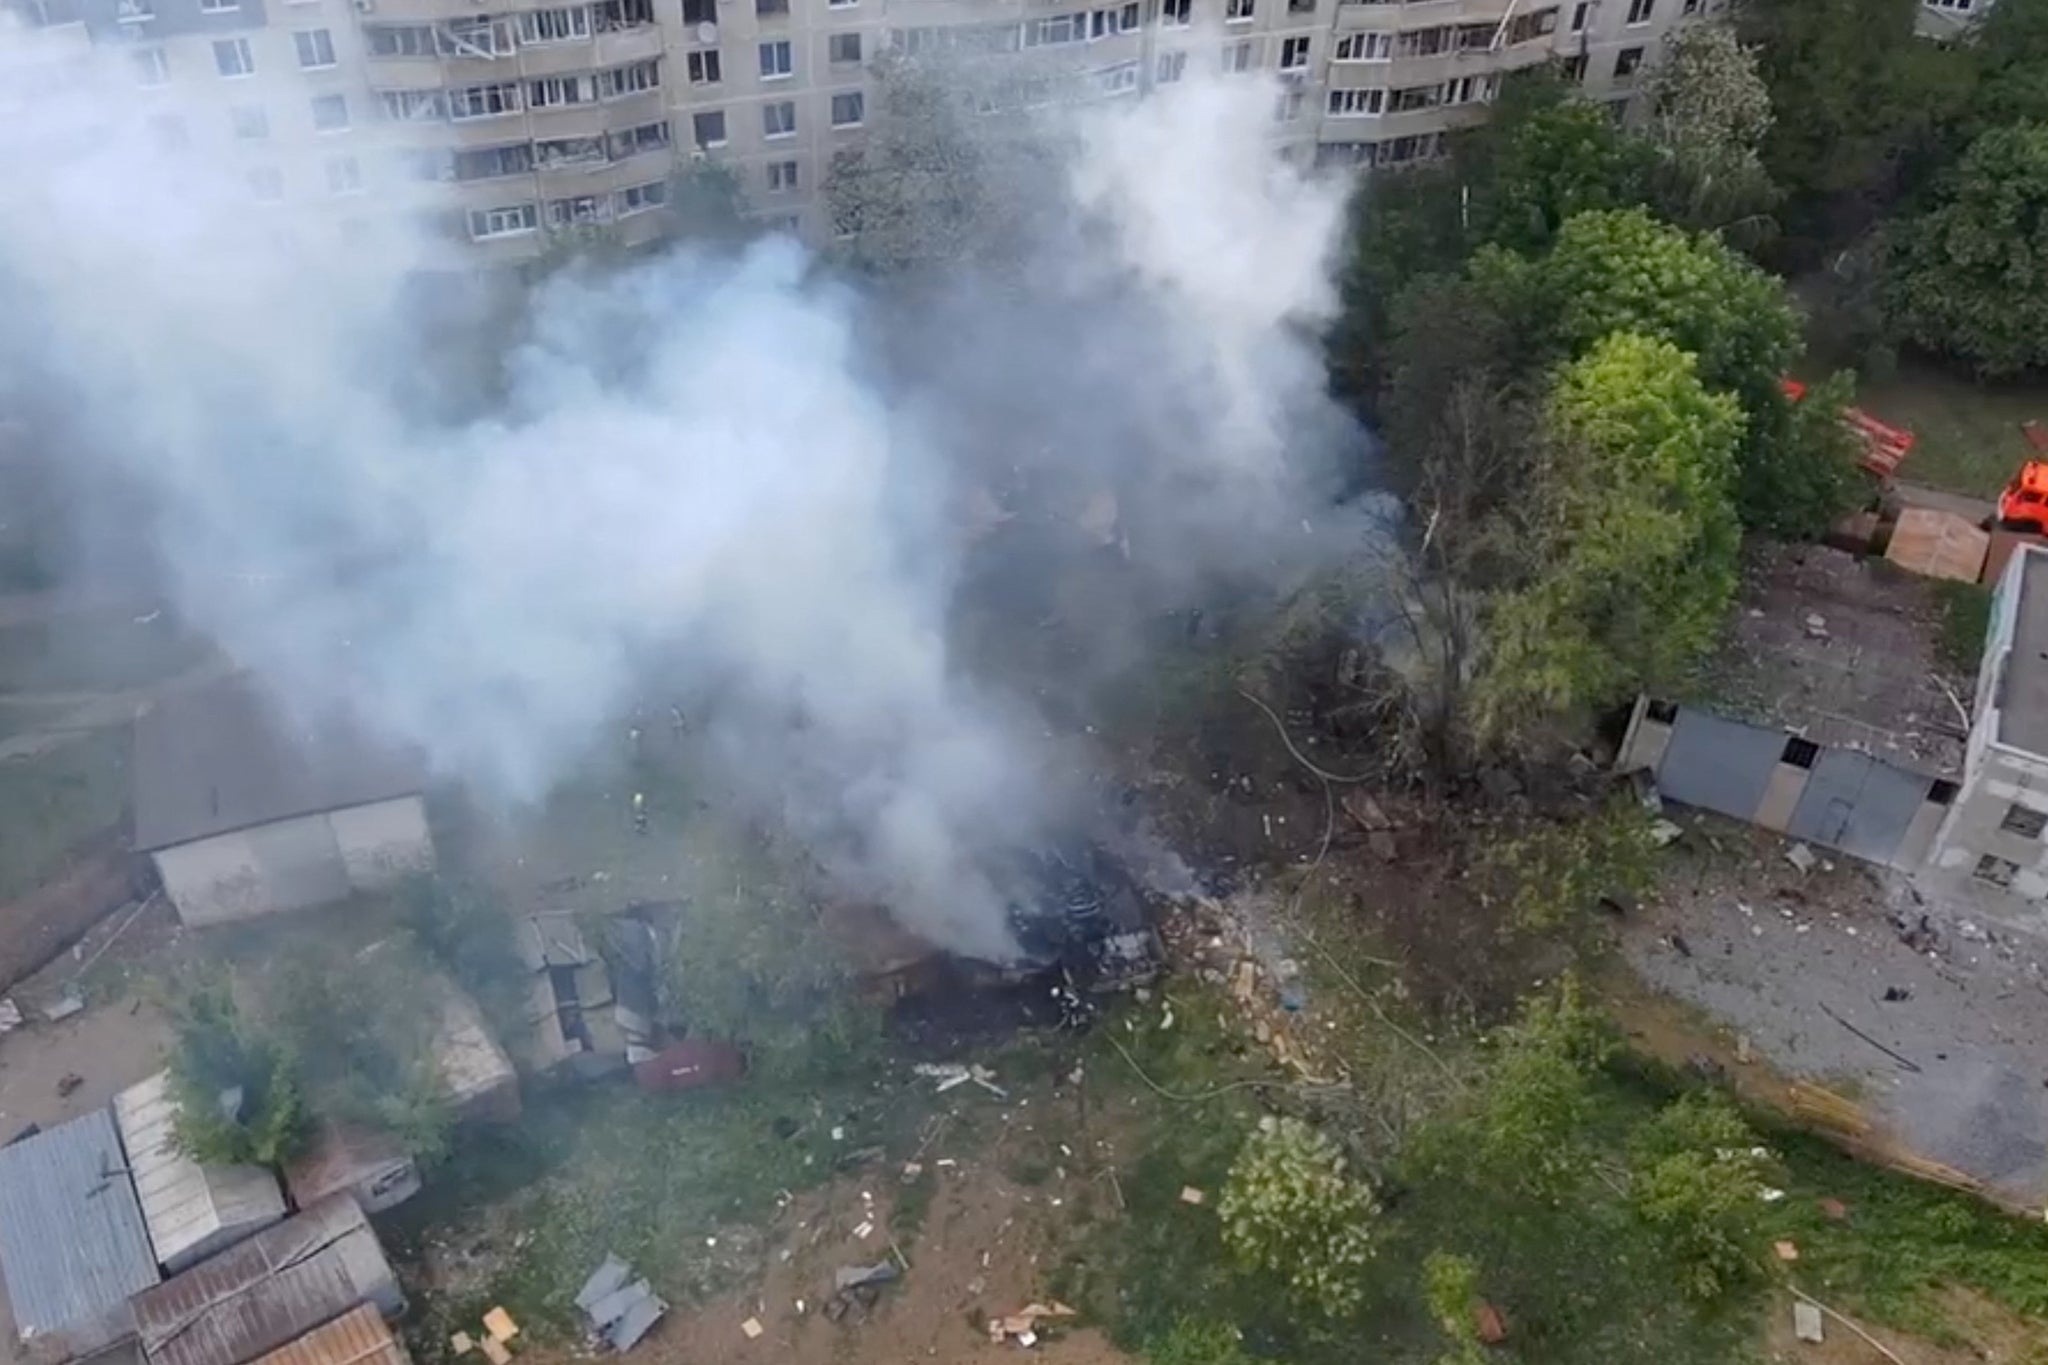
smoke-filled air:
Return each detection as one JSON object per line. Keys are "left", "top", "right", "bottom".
{"left": 0, "top": 32, "right": 1369, "bottom": 959}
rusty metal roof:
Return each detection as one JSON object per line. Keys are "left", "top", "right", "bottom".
{"left": 0, "top": 1108, "right": 160, "bottom": 1342}
{"left": 132, "top": 1196, "right": 402, "bottom": 1365}
{"left": 249, "top": 1305, "right": 407, "bottom": 1365}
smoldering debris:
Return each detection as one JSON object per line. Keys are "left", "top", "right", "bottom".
{"left": 0, "top": 33, "right": 1376, "bottom": 957}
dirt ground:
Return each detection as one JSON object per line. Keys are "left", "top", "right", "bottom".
{"left": 1622, "top": 816, "right": 2048, "bottom": 1208}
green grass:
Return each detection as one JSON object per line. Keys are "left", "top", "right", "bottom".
{"left": 1847, "top": 359, "right": 2048, "bottom": 500}
{"left": 0, "top": 728, "right": 128, "bottom": 899}
{"left": 1933, "top": 579, "right": 1994, "bottom": 675}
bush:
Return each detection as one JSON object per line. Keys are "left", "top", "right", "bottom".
{"left": 166, "top": 973, "right": 306, "bottom": 1167}
{"left": 1218, "top": 1116, "right": 1379, "bottom": 1319}
{"left": 1422, "top": 1252, "right": 1488, "bottom": 1365}
{"left": 1627, "top": 1092, "right": 1777, "bottom": 1300}
{"left": 1144, "top": 1319, "right": 1260, "bottom": 1365}
{"left": 1477, "top": 802, "right": 1659, "bottom": 934}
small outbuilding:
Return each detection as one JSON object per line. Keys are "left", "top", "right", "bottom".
{"left": 112, "top": 1071, "right": 288, "bottom": 1274}
{"left": 133, "top": 677, "right": 433, "bottom": 927}
{"left": 283, "top": 1126, "right": 419, "bottom": 1217}
{"left": 250, "top": 1305, "right": 409, "bottom": 1365}
{"left": 0, "top": 1109, "right": 160, "bottom": 1358}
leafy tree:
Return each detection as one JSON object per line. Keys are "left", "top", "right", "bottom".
{"left": 1422, "top": 1252, "right": 1488, "bottom": 1365}
{"left": 166, "top": 973, "right": 307, "bottom": 1168}
{"left": 1329, "top": 165, "right": 1467, "bottom": 402}
{"left": 1746, "top": 368, "right": 1864, "bottom": 539}
{"left": 1964, "top": 0, "right": 2048, "bottom": 139}
{"left": 1473, "top": 88, "right": 1656, "bottom": 255}
{"left": 1627, "top": 1092, "right": 1778, "bottom": 1300}
{"left": 1477, "top": 800, "right": 1660, "bottom": 934}
{"left": 1885, "top": 122, "right": 2048, "bottom": 376}
{"left": 1737, "top": 0, "right": 1975, "bottom": 255}
{"left": 1640, "top": 22, "right": 1779, "bottom": 234}
{"left": 1218, "top": 1116, "right": 1379, "bottom": 1318}
{"left": 1143, "top": 1319, "right": 1259, "bottom": 1365}
{"left": 663, "top": 158, "right": 754, "bottom": 245}
{"left": 1475, "top": 332, "right": 1743, "bottom": 738}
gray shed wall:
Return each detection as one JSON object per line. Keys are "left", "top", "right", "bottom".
{"left": 154, "top": 796, "right": 433, "bottom": 927}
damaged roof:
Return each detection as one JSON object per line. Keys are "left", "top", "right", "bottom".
{"left": 1690, "top": 544, "right": 1968, "bottom": 776}
{"left": 0, "top": 1109, "right": 159, "bottom": 1344}
{"left": 250, "top": 1303, "right": 408, "bottom": 1365}
{"left": 133, "top": 675, "right": 425, "bottom": 853}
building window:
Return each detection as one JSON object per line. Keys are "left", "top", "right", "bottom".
{"left": 1326, "top": 86, "right": 1382, "bottom": 116}
{"left": 759, "top": 39, "right": 793, "bottom": 78}
{"left": 518, "top": 7, "right": 590, "bottom": 43}
{"left": 1929, "top": 778, "right": 1959, "bottom": 806}
{"left": 1561, "top": 52, "right": 1588, "bottom": 81}
{"left": 608, "top": 120, "right": 669, "bottom": 158}
{"left": 2002, "top": 804, "right": 2048, "bottom": 838}
{"left": 1781, "top": 736, "right": 1819, "bottom": 769}
{"left": 450, "top": 83, "right": 520, "bottom": 119}
{"left": 767, "top": 158, "right": 799, "bottom": 190}
{"left": 380, "top": 90, "right": 445, "bottom": 120}
{"left": 1682, "top": 0, "right": 1701, "bottom": 10}
{"left": 756, "top": 0, "right": 787, "bottom": 16}
{"left": 548, "top": 195, "right": 606, "bottom": 228}
{"left": 691, "top": 109, "right": 726, "bottom": 147}
{"left": 1614, "top": 45, "right": 1645, "bottom": 77}
{"left": 1221, "top": 39, "right": 1253, "bottom": 72}
{"left": 615, "top": 179, "right": 666, "bottom": 216}
{"left": 1974, "top": 854, "right": 2020, "bottom": 888}
{"left": 687, "top": 50, "right": 721, "bottom": 83}
{"left": 453, "top": 143, "right": 534, "bottom": 180}
{"left": 365, "top": 24, "right": 434, "bottom": 57}
{"left": 229, "top": 103, "right": 269, "bottom": 139}
{"left": 763, "top": 99, "right": 795, "bottom": 137}
{"left": 830, "top": 90, "right": 863, "bottom": 126}
{"left": 1155, "top": 48, "right": 1185, "bottom": 81}
{"left": 1625, "top": 0, "right": 1654, "bottom": 21}
{"left": 295, "top": 28, "right": 337, "bottom": 68}
{"left": 1333, "top": 31, "right": 1390, "bottom": 61}
{"left": 1225, "top": 0, "right": 1253, "bottom": 19}
{"left": 247, "top": 165, "right": 284, "bottom": 203}
{"left": 596, "top": 60, "right": 658, "bottom": 98}
{"left": 828, "top": 31, "right": 860, "bottom": 63}
{"left": 1645, "top": 698, "right": 1678, "bottom": 724}
{"left": 197, "top": 0, "right": 236, "bottom": 11}
{"left": 469, "top": 203, "right": 538, "bottom": 239}
{"left": 829, "top": 0, "right": 856, "bottom": 8}
{"left": 1279, "top": 35, "right": 1308, "bottom": 69}
{"left": 310, "top": 92, "right": 349, "bottom": 131}
{"left": 213, "top": 37, "right": 254, "bottom": 77}
{"left": 324, "top": 153, "right": 363, "bottom": 195}
{"left": 1159, "top": 0, "right": 1189, "bottom": 25}
{"left": 1570, "top": 0, "right": 1589, "bottom": 29}
{"left": 131, "top": 46, "right": 169, "bottom": 86}
{"left": 1289, "top": 0, "right": 1313, "bottom": 11}
{"left": 1274, "top": 88, "right": 1303, "bottom": 121}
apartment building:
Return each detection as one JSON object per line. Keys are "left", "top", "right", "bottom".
{"left": 2, "top": 0, "right": 1716, "bottom": 266}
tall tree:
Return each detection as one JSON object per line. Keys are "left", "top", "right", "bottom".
{"left": 1475, "top": 332, "right": 1743, "bottom": 737}
{"left": 1640, "top": 22, "right": 1779, "bottom": 235}
{"left": 1885, "top": 121, "right": 2048, "bottom": 376}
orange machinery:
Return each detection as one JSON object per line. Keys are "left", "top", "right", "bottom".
{"left": 1997, "top": 426, "right": 2048, "bottom": 532}
{"left": 1780, "top": 378, "right": 1917, "bottom": 480}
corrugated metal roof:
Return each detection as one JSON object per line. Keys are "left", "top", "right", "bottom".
{"left": 133, "top": 1196, "right": 403, "bottom": 1365}
{"left": 249, "top": 1305, "right": 407, "bottom": 1365}
{"left": 113, "top": 1072, "right": 289, "bottom": 1274}
{"left": 0, "top": 1108, "right": 161, "bottom": 1340}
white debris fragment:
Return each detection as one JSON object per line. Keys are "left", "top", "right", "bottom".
{"left": 1785, "top": 843, "right": 1817, "bottom": 875}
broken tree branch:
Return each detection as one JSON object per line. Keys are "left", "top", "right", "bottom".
{"left": 1818, "top": 1001, "right": 1922, "bottom": 1073}
{"left": 1103, "top": 1032, "right": 1278, "bottom": 1104}
{"left": 1934, "top": 674, "right": 1970, "bottom": 734}
{"left": 1297, "top": 930, "right": 1467, "bottom": 1093}
{"left": 1237, "top": 688, "right": 1372, "bottom": 785}
{"left": 1788, "top": 1287, "right": 1906, "bottom": 1365}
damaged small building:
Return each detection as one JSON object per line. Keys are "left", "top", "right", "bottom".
{"left": 1619, "top": 545, "right": 1963, "bottom": 869}
{"left": 112, "top": 1072, "right": 288, "bottom": 1275}
{"left": 133, "top": 677, "right": 434, "bottom": 928}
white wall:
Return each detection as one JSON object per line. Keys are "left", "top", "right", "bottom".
{"left": 154, "top": 794, "right": 434, "bottom": 926}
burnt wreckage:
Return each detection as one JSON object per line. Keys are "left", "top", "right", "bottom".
{"left": 891, "top": 844, "right": 1162, "bottom": 1041}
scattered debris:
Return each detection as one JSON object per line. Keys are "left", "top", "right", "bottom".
{"left": 739, "top": 1318, "right": 764, "bottom": 1341}
{"left": 449, "top": 1334, "right": 474, "bottom": 1357}
{"left": 0, "top": 999, "right": 20, "bottom": 1034}
{"left": 480, "top": 1339, "right": 511, "bottom": 1365}
{"left": 1735, "top": 1034, "right": 1754, "bottom": 1065}
{"left": 576, "top": 1253, "right": 668, "bottom": 1353}
{"left": 43, "top": 990, "right": 85, "bottom": 1023}
{"left": 1774, "top": 1240, "right": 1800, "bottom": 1261}
{"left": 483, "top": 1308, "right": 519, "bottom": 1343}
{"left": 833, "top": 1262, "right": 899, "bottom": 1293}
{"left": 852, "top": 1219, "right": 875, "bottom": 1240}
{"left": 1804, "top": 613, "right": 1829, "bottom": 640}
{"left": 1178, "top": 1186, "right": 1206, "bottom": 1206}
{"left": 1759, "top": 1187, "right": 1786, "bottom": 1203}
{"left": 1819, "top": 1197, "right": 1849, "bottom": 1221}
{"left": 1793, "top": 1301, "right": 1825, "bottom": 1344}
{"left": 1666, "top": 932, "right": 1692, "bottom": 958}
{"left": 987, "top": 1302, "right": 1076, "bottom": 1345}
{"left": 1785, "top": 843, "right": 1817, "bottom": 875}
{"left": 56, "top": 1073, "right": 82, "bottom": 1097}
{"left": 1474, "top": 1302, "right": 1507, "bottom": 1345}
{"left": 1649, "top": 819, "right": 1685, "bottom": 848}
{"left": 913, "top": 1063, "right": 972, "bottom": 1092}
{"left": 1818, "top": 1001, "right": 1922, "bottom": 1073}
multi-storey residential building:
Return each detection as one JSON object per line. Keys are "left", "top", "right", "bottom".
{"left": 3, "top": 0, "right": 1717, "bottom": 266}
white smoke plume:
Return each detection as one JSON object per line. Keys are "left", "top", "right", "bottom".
{"left": 0, "top": 28, "right": 1361, "bottom": 959}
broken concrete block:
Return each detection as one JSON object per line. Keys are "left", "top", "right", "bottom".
{"left": 1792, "top": 1301, "right": 1824, "bottom": 1344}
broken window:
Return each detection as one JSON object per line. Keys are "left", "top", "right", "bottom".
{"left": 1781, "top": 736, "right": 1819, "bottom": 769}
{"left": 548, "top": 194, "right": 607, "bottom": 227}
{"left": 1974, "top": 854, "right": 2020, "bottom": 888}
{"left": 680, "top": 0, "right": 711, "bottom": 21}
{"left": 2002, "top": 804, "right": 2047, "bottom": 839}
{"left": 614, "top": 179, "right": 665, "bottom": 216}
{"left": 1280, "top": 35, "right": 1309, "bottom": 67}
{"left": 213, "top": 37, "right": 254, "bottom": 77}
{"left": 606, "top": 120, "right": 668, "bottom": 158}
{"left": 468, "top": 202, "right": 538, "bottom": 239}
{"left": 1335, "top": 32, "right": 1390, "bottom": 61}
{"left": 131, "top": 46, "right": 168, "bottom": 86}
{"left": 380, "top": 90, "right": 445, "bottom": 121}
{"left": 829, "top": 90, "right": 863, "bottom": 125}
{"left": 1928, "top": 778, "right": 1959, "bottom": 806}
{"left": 449, "top": 82, "right": 520, "bottom": 119}
{"left": 438, "top": 19, "right": 513, "bottom": 58}
{"left": 517, "top": 7, "right": 590, "bottom": 44}
{"left": 594, "top": 0, "right": 652, "bottom": 27}
{"left": 596, "top": 60, "right": 658, "bottom": 98}
{"left": 453, "top": 143, "right": 534, "bottom": 180}
{"left": 1613, "top": 44, "right": 1644, "bottom": 77}
{"left": 1158, "top": 0, "right": 1189, "bottom": 24}
{"left": 691, "top": 109, "right": 725, "bottom": 146}
{"left": 762, "top": 99, "right": 795, "bottom": 137}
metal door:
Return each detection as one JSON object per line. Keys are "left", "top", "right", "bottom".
{"left": 1653, "top": 709, "right": 1783, "bottom": 823}
{"left": 1785, "top": 749, "right": 1929, "bottom": 866}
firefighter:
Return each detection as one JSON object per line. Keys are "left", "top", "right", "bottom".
{"left": 632, "top": 791, "right": 648, "bottom": 836}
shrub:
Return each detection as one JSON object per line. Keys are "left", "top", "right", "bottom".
{"left": 166, "top": 973, "right": 306, "bottom": 1167}
{"left": 1627, "top": 1091, "right": 1777, "bottom": 1299}
{"left": 1218, "top": 1116, "right": 1379, "bottom": 1319}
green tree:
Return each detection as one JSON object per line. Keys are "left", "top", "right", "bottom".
{"left": 1218, "top": 1116, "right": 1379, "bottom": 1319}
{"left": 1477, "top": 800, "right": 1660, "bottom": 933}
{"left": 1473, "top": 87, "right": 1655, "bottom": 256}
{"left": 166, "top": 973, "right": 307, "bottom": 1168}
{"left": 1143, "top": 1320, "right": 1259, "bottom": 1365}
{"left": 1640, "top": 22, "right": 1779, "bottom": 234}
{"left": 1422, "top": 1252, "right": 1488, "bottom": 1365}
{"left": 1964, "top": 0, "right": 2048, "bottom": 138}
{"left": 1475, "top": 332, "right": 1743, "bottom": 738}
{"left": 1885, "top": 122, "right": 2048, "bottom": 376}
{"left": 1627, "top": 1092, "right": 1777, "bottom": 1300}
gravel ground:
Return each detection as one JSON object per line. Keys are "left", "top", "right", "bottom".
{"left": 1624, "top": 822, "right": 2048, "bottom": 1205}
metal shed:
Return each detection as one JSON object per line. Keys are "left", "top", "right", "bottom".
{"left": 113, "top": 1072, "right": 288, "bottom": 1274}
{"left": 282, "top": 1126, "right": 418, "bottom": 1217}
{"left": 250, "top": 1304, "right": 409, "bottom": 1365}
{"left": 0, "top": 1109, "right": 160, "bottom": 1350}
{"left": 133, "top": 1196, "right": 403, "bottom": 1365}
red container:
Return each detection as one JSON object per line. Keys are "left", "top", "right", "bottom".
{"left": 632, "top": 1039, "right": 747, "bottom": 1093}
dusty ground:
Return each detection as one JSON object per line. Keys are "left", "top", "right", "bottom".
{"left": 1622, "top": 816, "right": 2048, "bottom": 1207}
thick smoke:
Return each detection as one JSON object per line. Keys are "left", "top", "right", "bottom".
{"left": 0, "top": 28, "right": 1363, "bottom": 958}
